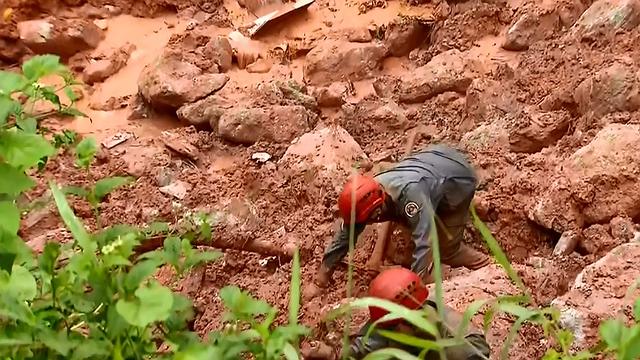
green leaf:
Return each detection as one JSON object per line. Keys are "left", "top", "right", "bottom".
{"left": 39, "top": 329, "right": 76, "bottom": 356}
{"left": 125, "top": 259, "right": 162, "bottom": 291}
{"left": 362, "top": 348, "right": 422, "bottom": 360}
{"left": 289, "top": 247, "right": 301, "bottom": 326}
{"left": 0, "top": 164, "right": 35, "bottom": 197}
{"left": 116, "top": 281, "right": 174, "bottom": 328}
{"left": 219, "top": 286, "right": 273, "bottom": 321}
{"left": 600, "top": 319, "right": 624, "bottom": 349}
{"left": 16, "top": 117, "right": 37, "bottom": 133}
{"left": 22, "top": 55, "right": 63, "bottom": 81}
{"left": 59, "top": 107, "right": 86, "bottom": 118}
{"left": 40, "top": 86, "right": 61, "bottom": 110}
{"left": 93, "top": 176, "right": 133, "bottom": 201}
{"left": 74, "top": 137, "right": 97, "bottom": 169}
{"left": 38, "top": 242, "right": 60, "bottom": 276}
{"left": 0, "top": 130, "right": 55, "bottom": 169}
{"left": 71, "top": 339, "right": 112, "bottom": 360}
{"left": 0, "top": 264, "right": 37, "bottom": 301}
{"left": 0, "top": 201, "right": 20, "bottom": 234}
{"left": 634, "top": 298, "right": 640, "bottom": 322}
{"left": 163, "top": 236, "right": 182, "bottom": 268}
{"left": 50, "top": 182, "right": 95, "bottom": 252}
{"left": 0, "top": 252, "right": 17, "bottom": 273}
{"left": 0, "top": 71, "right": 26, "bottom": 94}
{"left": 184, "top": 250, "right": 222, "bottom": 270}
{"left": 456, "top": 299, "right": 490, "bottom": 339}
{"left": 0, "top": 294, "right": 36, "bottom": 324}
{"left": 283, "top": 343, "right": 300, "bottom": 360}
{"left": 0, "top": 230, "right": 33, "bottom": 269}
{"left": 62, "top": 185, "right": 89, "bottom": 198}
{"left": 0, "top": 96, "right": 20, "bottom": 124}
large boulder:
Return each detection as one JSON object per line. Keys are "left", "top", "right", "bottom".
{"left": 17, "top": 18, "right": 104, "bottom": 58}
{"left": 373, "top": 49, "right": 480, "bottom": 104}
{"left": 530, "top": 124, "right": 640, "bottom": 233}
{"left": 570, "top": 0, "right": 640, "bottom": 40}
{"left": 574, "top": 62, "right": 640, "bottom": 118}
{"left": 507, "top": 108, "right": 572, "bottom": 153}
{"left": 303, "top": 40, "right": 388, "bottom": 86}
{"left": 551, "top": 242, "right": 640, "bottom": 349}
{"left": 217, "top": 105, "right": 312, "bottom": 145}
{"left": 279, "top": 125, "right": 369, "bottom": 191}
{"left": 138, "top": 56, "right": 229, "bottom": 110}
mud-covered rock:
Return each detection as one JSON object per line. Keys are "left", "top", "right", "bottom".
{"left": 83, "top": 43, "right": 135, "bottom": 84}
{"left": 176, "top": 94, "right": 233, "bottom": 129}
{"left": 342, "top": 26, "right": 373, "bottom": 42}
{"left": 609, "top": 216, "right": 636, "bottom": 241}
{"left": 508, "top": 108, "right": 571, "bottom": 153}
{"left": 459, "top": 118, "right": 510, "bottom": 154}
{"left": 203, "top": 36, "right": 233, "bottom": 72}
{"left": 311, "top": 82, "right": 349, "bottom": 107}
{"left": 384, "top": 18, "right": 430, "bottom": 56}
{"left": 570, "top": 0, "right": 640, "bottom": 40}
{"left": 279, "top": 125, "right": 369, "bottom": 191}
{"left": 551, "top": 242, "right": 640, "bottom": 349}
{"left": 502, "top": 8, "right": 559, "bottom": 51}
{"left": 530, "top": 124, "right": 640, "bottom": 233}
{"left": 465, "top": 78, "right": 519, "bottom": 124}
{"left": 303, "top": 40, "right": 388, "bottom": 86}
{"left": 574, "top": 62, "right": 640, "bottom": 118}
{"left": 17, "top": 18, "right": 104, "bottom": 58}
{"left": 580, "top": 223, "right": 619, "bottom": 254}
{"left": 373, "top": 49, "right": 480, "bottom": 103}
{"left": 138, "top": 57, "right": 229, "bottom": 110}
{"left": 218, "top": 106, "right": 312, "bottom": 145}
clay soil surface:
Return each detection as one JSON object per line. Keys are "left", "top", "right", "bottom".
{"left": 5, "top": 0, "right": 640, "bottom": 358}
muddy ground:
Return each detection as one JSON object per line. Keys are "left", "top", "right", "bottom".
{"left": 4, "top": 0, "right": 640, "bottom": 358}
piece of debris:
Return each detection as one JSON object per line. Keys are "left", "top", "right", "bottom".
{"left": 93, "top": 19, "right": 108, "bottom": 30}
{"left": 160, "top": 131, "right": 201, "bottom": 162}
{"left": 246, "top": 0, "right": 315, "bottom": 37}
{"left": 251, "top": 152, "right": 272, "bottom": 163}
{"left": 159, "top": 180, "right": 191, "bottom": 200}
{"left": 228, "top": 30, "right": 264, "bottom": 69}
{"left": 101, "top": 131, "right": 133, "bottom": 149}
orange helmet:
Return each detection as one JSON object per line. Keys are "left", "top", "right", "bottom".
{"left": 368, "top": 267, "right": 429, "bottom": 325}
{"left": 338, "top": 174, "right": 385, "bottom": 224}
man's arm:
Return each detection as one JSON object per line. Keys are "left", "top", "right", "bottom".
{"left": 402, "top": 189, "right": 436, "bottom": 279}
{"left": 322, "top": 222, "right": 366, "bottom": 270}
{"left": 348, "top": 322, "right": 390, "bottom": 360}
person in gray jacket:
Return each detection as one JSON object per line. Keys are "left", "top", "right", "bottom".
{"left": 305, "top": 144, "right": 492, "bottom": 299}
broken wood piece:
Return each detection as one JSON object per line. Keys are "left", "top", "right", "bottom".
{"left": 247, "top": 0, "right": 315, "bottom": 37}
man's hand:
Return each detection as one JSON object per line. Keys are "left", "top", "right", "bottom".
{"left": 303, "top": 264, "right": 331, "bottom": 302}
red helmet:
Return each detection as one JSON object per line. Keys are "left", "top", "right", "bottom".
{"left": 368, "top": 267, "right": 429, "bottom": 325}
{"left": 338, "top": 174, "right": 385, "bottom": 224}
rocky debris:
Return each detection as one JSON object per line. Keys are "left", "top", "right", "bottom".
{"left": 138, "top": 57, "right": 229, "bottom": 110}
{"left": 93, "top": 19, "right": 108, "bottom": 30}
{"left": 502, "top": 4, "right": 560, "bottom": 51}
{"left": 83, "top": 43, "right": 135, "bottom": 85}
{"left": 246, "top": 58, "right": 272, "bottom": 73}
{"left": 17, "top": 18, "right": 104, "bottom": 59}
{"left": 459, "top": 118, "right": 510, "bottom": 154}
{"left": 176, "top": 94, "right": 233, "bottom": 129}
{"left": 159, "top": 180, "right": 192, "bottom": 200}
{"left": 279, "top": 125, "right": 369, "bottom": 191}
{"left": 256, "top": 80, "right": 319, "bottom": 112}
{"left": 341, "top": 26, "right": 373, "bottom": 42}
{"left": 373, "top": 49, "right": 480, "bottom": 104}
{"left": 310, "top": 82, "right": 350, "bottom": 107}
{"left": 465, "top": 78, "right": 519, "bottom": 124}
{"left": 384, "top": 17, "right": 430, "bottom": 56}
{"left": 580, "top": 223, "right": 619, "bottom": 254}
{"left": 303, "top": 40, "right": 388, "bottom": 86}
{"left": 164, "top": 32, "right": 234, "bottom": 73}
{"left": 573, "top": 62, "right": 640, "bottom": 118}
{"left": 553, "top": 230, "right": 581, "bottom": 256}
{"left": 570, "top": 0, "right": 640, "bottom": 40}
{"left": 217, "top": 106, "right": 312, "bottom": 145}
{"left": 530, "top": 124, "right": 640, "bottom": 233}
{"left": 89, "top": 95, "right": 130, "bottom": 111}
{"left": 507, "top": 108, "right": 572, "bottom": 153}
{"left": 609, "top": 216, "right": 636, "bottom": 241}
{"left": 551, "top": 242, "right": 640, "bottom": 349}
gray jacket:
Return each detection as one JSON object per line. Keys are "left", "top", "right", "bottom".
{"left": 322, "top": 145, "right": 477, "bottom": 276}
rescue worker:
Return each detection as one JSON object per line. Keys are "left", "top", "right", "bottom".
{"left": 348, "top": 267, "right": 491, "bottom": 360}
{"left": 305, "top": 144, "right": 492, "bottom": 300}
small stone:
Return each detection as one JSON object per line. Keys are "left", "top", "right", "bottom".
{"left": 159, "top": 180, "right": 191, "bottom": 200}
{"left": 251, "top": 152, "right": 272, "bottom": 163}
{"left": 93, "top": 19, "right": 108, "bottom": 30}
